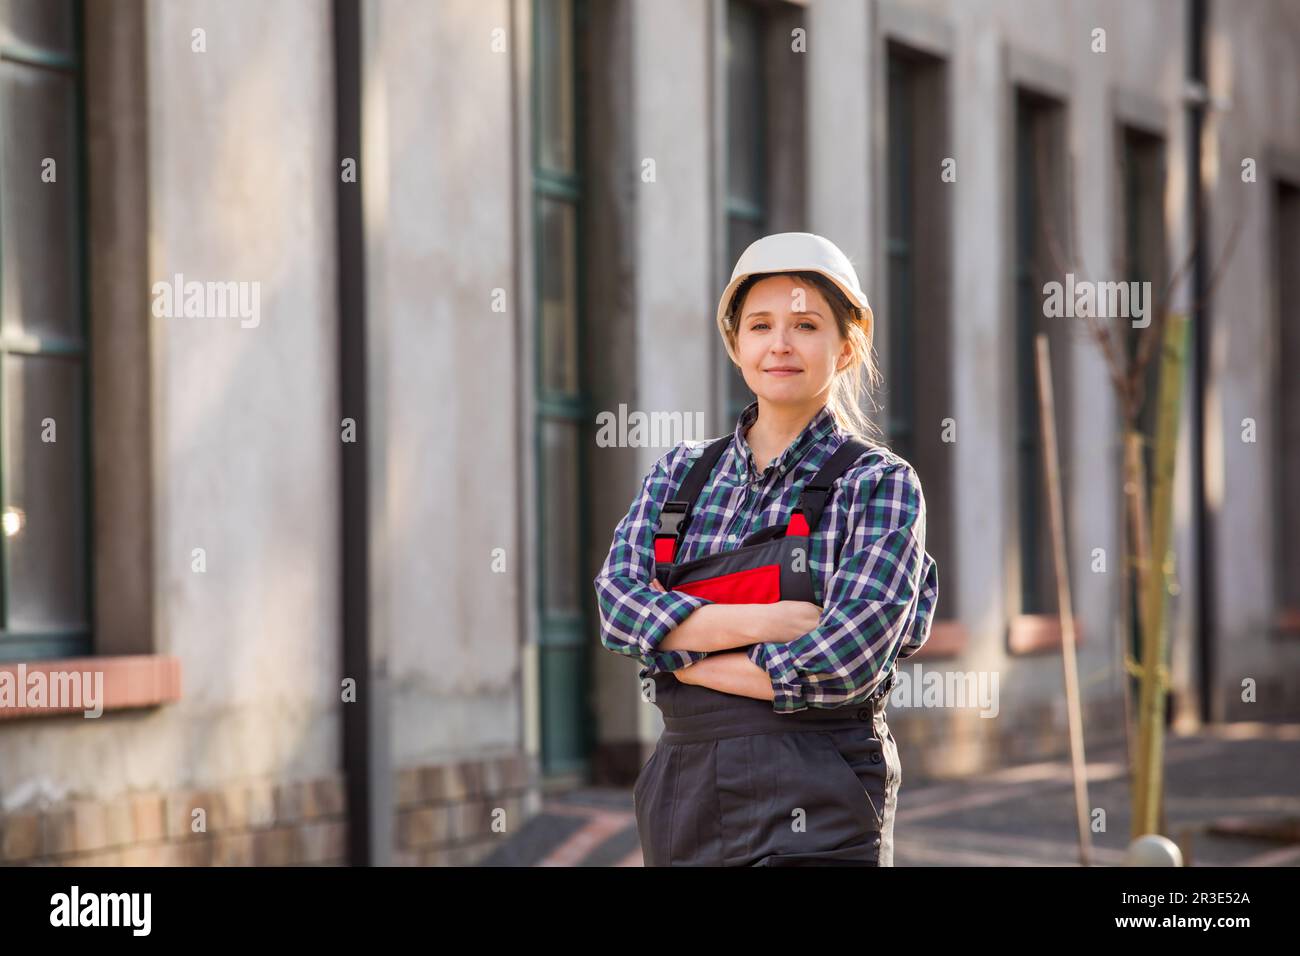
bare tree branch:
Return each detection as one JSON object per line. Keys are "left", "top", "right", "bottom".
{"left": 1135, "top": 198, "right": 1247, "bottom": 395}
{"left": 1029, "top": 123, "right": 1136, "bottom": 420}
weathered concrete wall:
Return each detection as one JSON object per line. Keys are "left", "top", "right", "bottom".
{"left": 361, "top": 0, "right": 523, "bottom": 766}
{"left": 0, "top": 0, "right": 341, "bottom": 808}
{"left": 1204, "top": 0, "right": 1300, "bottom": 718}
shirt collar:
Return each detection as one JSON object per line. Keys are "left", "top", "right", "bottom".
{"left": 732, "top": 399, "right": 840, "bottom": 483}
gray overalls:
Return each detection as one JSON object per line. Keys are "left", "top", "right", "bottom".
{"left": 634, "top": 672, "right": 901, "bottom": 866}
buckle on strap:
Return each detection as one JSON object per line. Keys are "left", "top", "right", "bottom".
{"left": 798, "top": 485, "right": 829, "bottom": 529}
{"left": 656, "top": 501, "right": 689, "bottom": 539}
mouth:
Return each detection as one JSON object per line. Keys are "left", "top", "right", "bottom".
{"left": 764, "top": 368, "right": 802, "bottom": 376}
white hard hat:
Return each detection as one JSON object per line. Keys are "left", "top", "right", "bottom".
{"left": 715, "top": 232, "right": 874, "bottom": 344}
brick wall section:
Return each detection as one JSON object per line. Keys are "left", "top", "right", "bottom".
{"left": 1, "top": 753, "right": 537, "bottom": 867}
{"left": 393, "top": 753, "right": 535, "bottom": 866}
{"left": 0, "top": 775, "right": 348, "bottom": 866}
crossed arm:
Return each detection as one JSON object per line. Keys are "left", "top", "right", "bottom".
{"left": 592, "top": 447, "right": 937, "bottom": 713}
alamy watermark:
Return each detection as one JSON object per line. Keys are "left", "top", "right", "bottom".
{"left": 0, "top": 664, "right": 104, "bottom": 718}
{"left": 151, "top": 273, "right": 261, "bottom": 328}
{"left": 595, "top": 404, "right": 708, "bottom": 448}
{"left": 1042, "top": 273, "right": 1152, "bottom": 329}
{"left": 889, "top": 664, "right": 1000, "bottom": 718}
{"left": 50, "top": 885, "right": 151, "bottom": 936}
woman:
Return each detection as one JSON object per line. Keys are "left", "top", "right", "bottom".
{"left": 593, "top": 231, "right": 939, "bottom": 866}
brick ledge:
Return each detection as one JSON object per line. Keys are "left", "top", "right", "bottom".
{"left": 0, "top": 655, "right": 181, "bottom": 720}
{"left": 911, "top": 620, "right": 969, "bottom": 659}
{"left": 1007, "top": 614, "right": 1085, "bottom": 655}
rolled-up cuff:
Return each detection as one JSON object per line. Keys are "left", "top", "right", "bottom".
{"left": 635, "top": 591, "right": 712, "bottom": 675}
{"left": 638, "top": 649, "right": 709, "bottom": 681}
{"left": 748, "top": 641, "right": 806, "bottom": 713}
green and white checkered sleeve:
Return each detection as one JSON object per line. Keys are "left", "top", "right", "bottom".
{"left": 594, "top": 444, "right": 714, "bottom": 677}
{"left": 747, "top": 461, "right": 937, "bottom": 713}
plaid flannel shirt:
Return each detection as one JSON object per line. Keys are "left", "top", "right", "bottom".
{"left": 593, "top": 399, "right": 939, "bottom": 713}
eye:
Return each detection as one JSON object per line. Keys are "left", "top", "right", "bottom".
{"left": 749, "top": 319, "right": 815, "bottom": 331}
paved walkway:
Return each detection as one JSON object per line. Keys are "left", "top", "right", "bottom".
{"left": 478, "top": 722, "right": 1300, "bottom": 866}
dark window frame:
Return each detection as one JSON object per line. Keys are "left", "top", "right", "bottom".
{"left": 531, "top": 0, "right": 594, "bottom": 777}
{"left": 885, "top": 40, "right": 955, "bottom": 622}
{"left": 1116, "top": 123, "right": 1168, "bottom": 674}
{"left": 718, "top": 0, "right": 809, "bottom": 426}
{"left": 0, "top": 0, "right": 93, "bottom": 662}
{"left": 1012, "top": 88, "right": 1071, "bottom": 618}
{"left": 1274, "top": 178, "right": 1300, "bottom": 618}
{"left": 722, "top": 0, "right": 768, "bottom": 424}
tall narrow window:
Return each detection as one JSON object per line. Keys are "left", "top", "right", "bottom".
{"left": 1013, "top": 90, "right": 1070, "bottom": 619}
{"left": 533, "top": 0, "right": 592, "bottom": 776}
{"left": 1120, "top": 127, "right": 1167, "bottom": 478}
{"left": 1275, "top": 180, "right": 1300, "bottom": 623}
{"left": 722, "top": 0, "right": 765, "bottom": 422}
{"left": 1117, "top": 125, "right": 1166, "bottom": 676}
{"left": 885, "top": 43, "right": 955, "bottom": 623}
{"left": 721, "top": 0, "right": 807, "bottom": 423}
{"left": 0, "top": 1, "right": 90, "bottom": 661}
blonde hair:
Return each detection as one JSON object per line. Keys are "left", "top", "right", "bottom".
{"left": 719, "top": 270, "right": 885, "bottom": 443}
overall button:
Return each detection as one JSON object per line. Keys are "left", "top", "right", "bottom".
{"left": 871, "top": 751, "right": 883, "bottom": 764}
{"left": 855, "top": 708, "right": 871, "bottom": 721}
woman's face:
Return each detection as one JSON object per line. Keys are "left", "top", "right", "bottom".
{"left": 733, "top": 274, "right": 851, "bottom": 404}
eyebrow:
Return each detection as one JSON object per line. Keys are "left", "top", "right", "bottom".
{"left": 743, "top": 310, "right": 825, "bottom": 320}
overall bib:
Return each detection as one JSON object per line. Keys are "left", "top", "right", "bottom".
{"left": 635, "top": 436, "right": 902, "bottom": 866}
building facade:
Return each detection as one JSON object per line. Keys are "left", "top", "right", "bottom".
{"left": 0, "top": 0, "right": 1296, "bottom": 866}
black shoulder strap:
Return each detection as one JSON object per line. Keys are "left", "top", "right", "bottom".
{"left": 797, "top": 438, "right": 870, "bottom": 532}
{"left": 654, "top": 436, "right": 730, "bottom": 572}
{"left": 672, "top": 437, "right": 731, "bottom": 512}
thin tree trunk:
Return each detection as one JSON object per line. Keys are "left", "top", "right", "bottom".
{"left": 1125, "top": 430, "right": 1154, "bottom": 838}
{"left": 1137, "top": 314, "right": 1190, "bottom": 837}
